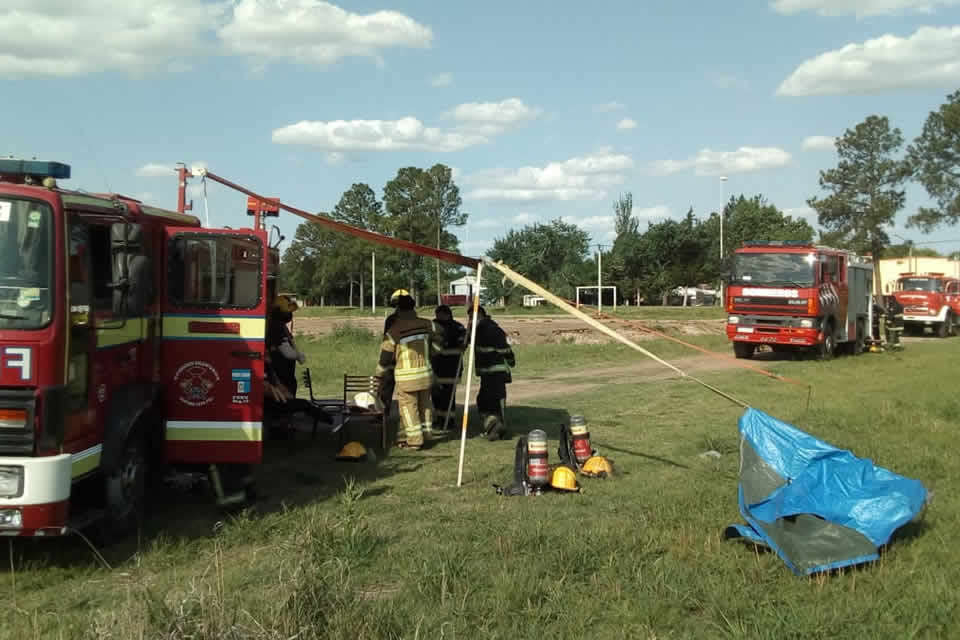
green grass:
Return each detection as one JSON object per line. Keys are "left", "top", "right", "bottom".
{"left": 3, "top": 339, "right": 959, "bottom": 638}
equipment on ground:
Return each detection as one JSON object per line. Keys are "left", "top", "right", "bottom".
{"left": 726, "top": 243, "right": 874, "bottom": 360}
{"left": 493, "top": 437, "right": 540, "bottom": 496}
{"left": 568, "top": 415, "right": 593, "bottom": 464}
{"left": 336, "top": 441, "right": 368, "bottom": 461}
{"left": 549, "top": 465, "right": 580, "bottom": 492}
{"left": 526, "top": 429, "right": 549, "bottom": 487}
{"left": 581, "top": 456, "right": 614, "bottom": 478}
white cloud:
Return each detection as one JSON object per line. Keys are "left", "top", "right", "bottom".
{"left": 135, "top": 163, "right": 175, "bottom": 178}
{"left": 429, "top": 72, "right": 453, "bottom": 87}
{"left": 271, "top": 117, "right": 486, "bottom": 152}
{"left": 771, "top": 0, "right": 960, "bottom": 17}
{"left": 219, "top": 0, "right": 432, "bottom": 67}
{"left": 448, "top": 98, "right": 542, "bottom": 135}
{"left": 0, "top": 1, "right": 432, "bottom": 76}
{"left": 512, "top": 212, "right": 535, "bottom": 224}
{"left": 135, "top": 161, "right": 206, "bottom": 177}
{"left": 784, "top": 206, "right": 820, "bottom": 225}
{"left": 464, "top": 148, "right": 635, "bottom": 202}
{"left": 635, "top": 205, "right": 672, "bottom": 219}
{"left": 777, "top": 26, "right": 960, "bottom": 96}
{"left": 616, "top": 118, "right": 638, "bottom": 130}
{"left": 325, "top": 152, "right": 345, "bottom": 165}
{"left": 593, "top": 101, "right": 625, "bottom": 113}
{"left": 649, "top": 147, "right": 792, "bottom": 176}
{"left": 801, "top": 135, "right": 836, "bottom": 151}
{"left": 0, "top": 0, "right": 224, "bottom": 76}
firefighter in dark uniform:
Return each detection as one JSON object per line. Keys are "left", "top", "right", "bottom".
{"left": 378, "top": 289, "right": 408, "bottom": 416}
{"left": 431, "top": 305, "right": 466, "bottom": 432}
{"left": 471, "top": 306, "right": 515, "bottom": 440}
{"left": 884, "top": 294, "right": 904, "bottom": 348}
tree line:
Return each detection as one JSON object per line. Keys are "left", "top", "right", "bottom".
{"left": 279, "top": 164, "right": 467, "bottom": 306}
{"left": 282, "top": 89, "right": 960, "bottom": 307}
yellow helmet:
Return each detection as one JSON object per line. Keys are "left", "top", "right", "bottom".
{"left": 390, "top": 289, "right": 410, "bottom": 304}
{"left": 549, "top": 465, "right": 580, "bottom": 492}
{"left": 272, "top": 295, "right": 298, "bottom": 313}
{"left": 336, "top": 441, "right": 367, "bottom": 461}
{"left": 581, "top": 456, "right": 613, "bottom": 478}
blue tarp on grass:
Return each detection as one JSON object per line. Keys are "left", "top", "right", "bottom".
{"left": 724, "top": 408, "right": 929, "bottom": 576}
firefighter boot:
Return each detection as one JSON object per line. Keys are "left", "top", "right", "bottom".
{"left": 482, "top": 413, "right": 505, "bottom": 441}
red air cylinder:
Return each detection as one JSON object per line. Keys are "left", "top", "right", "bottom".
{"left": 526, "top": 429, "right": 549, "bottom": 486}
{"left": 569, "top": 415, "right": 592, "bottom": 465}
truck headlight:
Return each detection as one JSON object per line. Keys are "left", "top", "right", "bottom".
{"left": 0, "top": 509, "right": 22, "bottom": 529}
{"left": 0, "top": 466, "right": 23, "bottom": 498}
{"left": 800, "top": 319, "right": 814, "bottom": 328}
{"left": 0, "top": 409, "right": 27, "bottom": 430}
{"left": 728, "top": 316, "right": 740, "bottom": 324}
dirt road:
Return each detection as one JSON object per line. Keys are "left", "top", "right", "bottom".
{"left": 294, "top": 314, "right": 725, "bottom": 345}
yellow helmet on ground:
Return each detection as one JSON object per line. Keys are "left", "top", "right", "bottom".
{"left": 550, "top": 465, "right": 580, "bottom": 492}
{"left": 390, "top": 289, "right": 410, "bottom": 304}
{"left": 581, "top": 456, "right": 613, "bottom": 478}
{"left": 336, "top": 441, "right": 367, "bottom": 461}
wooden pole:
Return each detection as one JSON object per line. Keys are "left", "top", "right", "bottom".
{"left": 456, "top": 262, "right": 483, "bottom": 487}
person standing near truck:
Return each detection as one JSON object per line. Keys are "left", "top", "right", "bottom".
{"left": 374, "top": 294, "right": 438, "bottom": 450}
{"left": 431, "top": 305, "right": 466, "bottom": 432}
{"left": 471, "top": 306, "right": 515, "bottom": 440}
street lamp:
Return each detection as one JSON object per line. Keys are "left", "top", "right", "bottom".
{"left": 719, "top": 176, "right": 728, "bottom": 259}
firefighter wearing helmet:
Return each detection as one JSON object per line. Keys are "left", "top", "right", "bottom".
{"left": 374, "top": 293, "right": 440, "bottom": 450}
{"left": 377, "top": 289, "right": 409, "bottom": 415}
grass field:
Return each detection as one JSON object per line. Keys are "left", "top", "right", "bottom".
{"left": 2, "top": 335, "right": 958, "bottom": 638}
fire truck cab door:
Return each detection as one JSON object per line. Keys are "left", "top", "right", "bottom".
{"left": 161, "top": 229, "right": 267, "bottom": 465}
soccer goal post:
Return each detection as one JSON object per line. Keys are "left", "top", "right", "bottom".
{"left": 575, "top": 286, "right": 617, "bottom": 311}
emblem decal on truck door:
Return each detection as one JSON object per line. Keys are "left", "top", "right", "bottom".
{"left": 2, "top": 347, "right": 31, "bottom": 381}
{"left": 174, "top": 361, "right": 220, "bottom": 407}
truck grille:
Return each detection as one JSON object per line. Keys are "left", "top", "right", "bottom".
{"left": 0, "top": 390, "right": 35, "bottom": 455}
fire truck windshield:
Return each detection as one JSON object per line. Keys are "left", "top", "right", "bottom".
{"left": 0, "top": 198, "right": 53, "bottom": 329}
{"left": 731, "top": 252, "right": 815, "bottom": 287}
{"left": 897, "top": 277, "right": 943, "bottom": 293}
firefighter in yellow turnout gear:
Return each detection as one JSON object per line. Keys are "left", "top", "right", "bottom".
{"left": 374, "top": 294, "right": 440, "bottom": 450}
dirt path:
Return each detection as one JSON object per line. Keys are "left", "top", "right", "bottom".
{"left": 457, "top": 353, "right": 745, "bottom": 403}
{"left": 294, "top": 314, "right": 725, "bottom": 345}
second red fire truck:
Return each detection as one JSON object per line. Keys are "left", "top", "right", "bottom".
{"left": 726, "top": 241, "right": 874, "bottom": 359}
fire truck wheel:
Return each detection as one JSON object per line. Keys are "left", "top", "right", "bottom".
{"left": 937, "top": 312, "right": 953, "bottom": 338}
{"left": 102, "top": 428, "right": 147, "bottom": 540}
{"left": 817, "top": 322, "right": 836, "bottom": 360}
{"left": 733, "top": 343, "right": 755, "bottom": 359}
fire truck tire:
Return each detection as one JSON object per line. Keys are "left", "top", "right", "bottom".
{"left": 817, "top": 322, "right": 836, "bottom": 360}
{"left": 733, "top": 343, "right": 755, "bottom": 359}
{"left": 937, "top": 312, "right": 953, "bottom": 338}
{"left": 101, "top": 427, "right": 147, "bottom": 542}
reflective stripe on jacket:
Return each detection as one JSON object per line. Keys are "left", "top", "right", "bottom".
{"left": 474, "top": 318, "right": 515, "bottom": 378}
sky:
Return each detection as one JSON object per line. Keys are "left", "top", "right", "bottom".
{"left": 2, "top": 0, "right": 960, "bottom": 259}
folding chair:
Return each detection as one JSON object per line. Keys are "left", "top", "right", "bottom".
{"left": 340, "top": 374, "right": 388, "bottom": 451}
{"left": 301, "top": 368, "right": 346, "bottom": 439}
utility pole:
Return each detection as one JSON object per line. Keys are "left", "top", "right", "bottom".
{"left": 719, "top": 176, "right": 728, "bottom": 307}
{"left": 437, "top": 219, "right": 442, "bottom": 306}
{"left": 597, "top": 245, "right": 602, "bottom": 313}
{"left": 372, "top": 251, "right": 376, "bottom": 315}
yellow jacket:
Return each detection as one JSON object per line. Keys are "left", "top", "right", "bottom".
{"left": 375, "top": 310, "right": 440, "bottom": 392}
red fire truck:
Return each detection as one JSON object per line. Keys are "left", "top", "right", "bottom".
{"left": 0, "top": 159, "right": 274, "bottom": 538}
{"left": 725, "top": 241, "right": 873, "bottom": 359}
{"left": 891, "top": 272, "right": 960, "bottom": 337}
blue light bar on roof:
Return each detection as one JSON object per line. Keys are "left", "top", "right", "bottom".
{"left": 0, "top": 159, "right": 71, "bottom": 179}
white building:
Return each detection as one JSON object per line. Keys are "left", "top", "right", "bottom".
{"left": 449, "top": 275, "right": 486, "bottom": 299}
